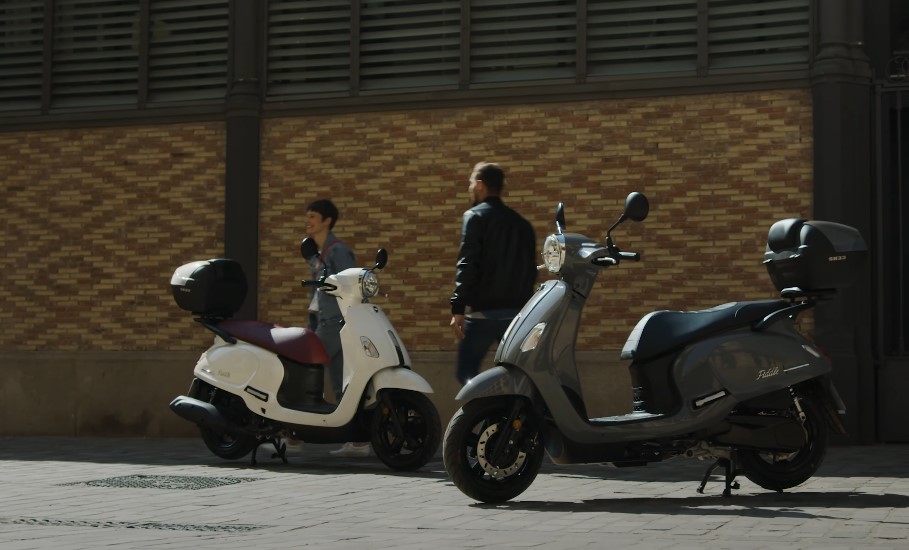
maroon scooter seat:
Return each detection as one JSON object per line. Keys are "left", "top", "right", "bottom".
{"left": 216, "top": 319, "right": 330, "bottom": 365}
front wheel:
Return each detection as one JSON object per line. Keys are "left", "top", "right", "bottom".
{"left": 737, "top": 396, "right": 828, "bottom": 492}
{"left": 443, "top": 397, "right": 544, "bottom": 503}
{"left": 370, "top": 390, "right": 441, "bottom": 471}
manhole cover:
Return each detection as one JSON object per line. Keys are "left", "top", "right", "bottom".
{"left": 0, "top": 517, "right": 264, "bottom": 532}
{"left": 61, "top": 474, "right": 261, "bottom": 490}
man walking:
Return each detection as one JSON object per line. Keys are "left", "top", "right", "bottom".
{"left": 450, "top": 162, "right": 537, "bottom": 385}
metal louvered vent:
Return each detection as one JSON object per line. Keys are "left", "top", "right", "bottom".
{"left": 51, "top": 0, "right": 139, "bottom": 108}
{"left": 360, "top": 0, "right": 460, "bottom": 91}
{"left": 470, "top": 0, "right": 576, "bottom": 84}
{"left": 148, "top": 0, "right": 229, "bottom": 103}
{"left": 708, "top": 0, "right": 810, "bottom": 69}
{"left": 267, "top": 0, "right": 352, "bottom": 97}
{"left": 0, "top": 0, "right": 44, "bottom": 112}
{"left": 587, "top": 0, "right": 698, "bottom": 77}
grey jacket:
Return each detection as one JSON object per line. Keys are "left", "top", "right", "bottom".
{"left": 307, "top": 232, "right": 356, "bottom": 321}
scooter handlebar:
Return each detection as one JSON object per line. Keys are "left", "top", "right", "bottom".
{"left": 592, "top": 256, "right": 618, "bottom": 266}
{"left": 300, "top": 280, "right": 338, "bottom": 292}
{"left": 591, "top": 251, "right": 640, "bottom": 267}
{"left": 618, "top": 251, "right": 640, "bottom": 261}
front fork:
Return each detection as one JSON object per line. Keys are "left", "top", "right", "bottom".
{"left": 488, "top": 397, "right": 534, "bottom": 465}
{"left": 378, "top": 391, "right": 406, "bottom": 443}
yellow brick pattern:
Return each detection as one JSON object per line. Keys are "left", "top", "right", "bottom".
{"left": 0, "top": 89, "right": 812, "bottom": 352}
{"left": 260, "top": 89, "right": 813, "bottom": 351}
{"left": 0, "top": 124, "right": 225, "bottom": 350}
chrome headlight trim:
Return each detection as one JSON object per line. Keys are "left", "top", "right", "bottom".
{"left": 542, "top": 234, "right": 565, "bottom": 273}
{"left": 360, "top": 270, "right": 379, "bottom": 298}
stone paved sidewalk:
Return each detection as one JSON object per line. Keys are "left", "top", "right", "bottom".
{"left": 1, "top": 437, "right": 907, "bottom": 549}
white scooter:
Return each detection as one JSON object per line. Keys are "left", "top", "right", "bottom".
{"left": 169, "top": 239, "right": 441, "bottom": 471}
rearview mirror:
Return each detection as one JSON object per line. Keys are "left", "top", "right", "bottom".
{"left": 374, "top": 248, "right": 388, "bottom": 270}
{"left": 300, "top": 237, "right": 319, "bottom": 260}
{"left": 624, "top": 192, "right": 649, "bottom": 222}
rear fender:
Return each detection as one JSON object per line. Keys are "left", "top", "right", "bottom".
{"left": 796, "top": 377, "right": 848, "bottom": 435}
{"left": 743, "top": 377, "right": 848, "bottom": 436}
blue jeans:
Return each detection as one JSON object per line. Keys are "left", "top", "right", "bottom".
{"left": 456, "top": 317, "right": 513, "bottom": 385}
{"left": 312, "top": 315, "right": 344, "bottom": 400}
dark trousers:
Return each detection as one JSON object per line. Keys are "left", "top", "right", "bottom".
{"left": 456, "top": 317, "right": 513, "bottom": 385}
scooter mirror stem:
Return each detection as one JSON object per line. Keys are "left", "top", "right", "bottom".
{"left": 605, "top": 213, "right": 627, "bottom": 248}
{"left": 555, "top": 202, "right": 566, "bottom": 234}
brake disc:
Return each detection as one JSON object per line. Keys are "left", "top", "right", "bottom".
{"left": 476, "top": 423, "right": 527, "bottom": 479}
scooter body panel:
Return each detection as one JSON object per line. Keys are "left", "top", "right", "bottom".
{"left": 490, "top": 280, "right": 832, "bottom": 447}
{"left": 673, "top": 325, "right": 830, "bottom": 406}
{"left": 191, "top": 301, "right": 427, "bottom": 429}
{"left": 194, "top": 337, "right": 279, "bottom": 395}
{"left": 193, "top": 339, "right": 360, "bottom": 427}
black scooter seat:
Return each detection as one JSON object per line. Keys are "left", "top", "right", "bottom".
{"left": 216, "top": 319, "right": 330, "bottom": 366}
{"left": 621, "top": 300, "right": 789, "bottom": 362}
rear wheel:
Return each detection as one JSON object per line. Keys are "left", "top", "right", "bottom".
{"left": 737, "top": 396, "right": 828, "bottom": 492}
{"left": 196, "top": 383, "right": 257, "bottom": 460}
{"left": 443, "top": 397, "right": 544, "bottom": 503}
{"left": 200, "top": 427, "right": 257, "bottom": 460}
{"left": 370, "top": 390, "right": 441, "bottom": 471}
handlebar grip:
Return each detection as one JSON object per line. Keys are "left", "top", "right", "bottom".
{"left": 301, "top": 280, "right": 338, "bottom": 292}
{"left": 592, "top": 256, "right": 618, "bottom": 266}
{"left": 619, "top": 251, "right": 640, "bottom": 262}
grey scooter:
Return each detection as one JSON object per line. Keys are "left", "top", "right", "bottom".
{"left": 442, "top": 192, "right": 867, "bottom": 503}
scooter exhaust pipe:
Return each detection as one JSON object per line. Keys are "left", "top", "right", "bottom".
{"left": 169, "top": 395, "right": 248, "bottom": 435}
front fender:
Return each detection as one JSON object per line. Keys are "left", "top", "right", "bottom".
{"left": 455, "top": 366, "right": 539, "bottom": 402}
{"left": 363, "top": 367, "right": 434, "bottom": 407}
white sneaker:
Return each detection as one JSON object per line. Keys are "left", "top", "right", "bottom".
{"left": 282, "top": 439, "right": 303, "bottom": 454}
{"left": 329, "top": 442, "right": 371, "bottom": 457}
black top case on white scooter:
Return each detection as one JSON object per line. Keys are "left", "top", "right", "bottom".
{"left": 171, "top": 258, "right": 248, "bottom": 317}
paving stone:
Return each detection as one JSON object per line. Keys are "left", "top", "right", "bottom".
{"left": 0, "top": 438, "right": 908, "bottom": 549}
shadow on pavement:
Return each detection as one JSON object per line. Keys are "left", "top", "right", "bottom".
{"left": 481, "top": 491, "right": 909, "bottom": 517}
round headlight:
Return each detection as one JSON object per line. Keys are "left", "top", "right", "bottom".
{"left": 542, "top": 234, "right": 565, "bottom": 273}
{"left": 360, "top": 269, "right": 379, "bottom": 298}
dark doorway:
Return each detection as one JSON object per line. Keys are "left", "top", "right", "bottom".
{"left": 875, "top": 86, "right": 909, "bottom": 441}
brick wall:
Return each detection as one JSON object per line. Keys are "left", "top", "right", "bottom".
{"left": 0, "top": 90, "right": 813, "bottom": 436}
{"left": 0, "top": 123, "right": 225, "bottom": 351}
{"left": 259, "top": 89, "right": 813, "bottom": 352}
{"left": 0, "top": 90, "right": 812, "bottom": 353}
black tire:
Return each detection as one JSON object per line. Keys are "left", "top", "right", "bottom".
{"left": 737, "top": 396, "right": 828, "bottom": 492}
{"left": 200, "top": 427, "right": 258, "bottom": 460}
{"left": 196, "top": 382, "right": 257, "bottom": 460}
{"left": 370, "top": 390, "right": 441, "bottom": 471}
{"left": 443, "top": 397, "right": 544, "bottom": 503}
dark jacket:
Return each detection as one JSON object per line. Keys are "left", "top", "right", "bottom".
{"left": 451, "top": 196, "right": 537, "bottom": 315}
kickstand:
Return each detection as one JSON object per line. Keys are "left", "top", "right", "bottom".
{"left": 250, "top": 437, "right": 288, "bottom": 466}
{"left": 696, "top": 457, "right": 740, "bottom": 497}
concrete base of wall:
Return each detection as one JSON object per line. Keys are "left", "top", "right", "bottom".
{"left": 0, "top": 350, "right": 632, "bottom": 437}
